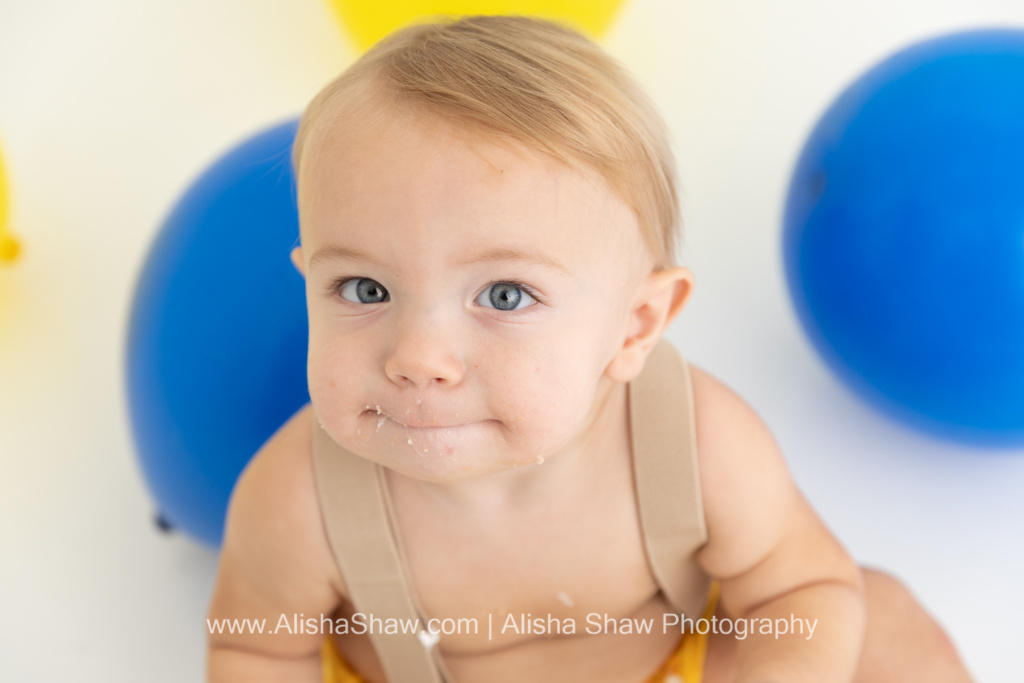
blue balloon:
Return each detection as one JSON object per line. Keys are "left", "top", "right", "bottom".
{"left": 127, "top": 120, "right": 309, "bottom": 546}
{"left": 784, "top": 30, "right": 1024, "bottom": 446}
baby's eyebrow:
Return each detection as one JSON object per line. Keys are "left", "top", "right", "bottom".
{"left": 308, "top": 243, "right": 571, "bottom": 275}
{"left": 308, "top": 245, "right": 382, "bottom": 269}
{"left": 460, "top": 246, "right": 571, "bottom": 275}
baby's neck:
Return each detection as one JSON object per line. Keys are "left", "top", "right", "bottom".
{"left": 386, "top": 379, "right": 630, "bottom": 514}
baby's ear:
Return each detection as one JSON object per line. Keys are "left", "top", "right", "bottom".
{"left": 605, "top": 267, "right": 693, "bottom": 383}
{"left": 290, "top": 246, "right": 306, "bottom": 277}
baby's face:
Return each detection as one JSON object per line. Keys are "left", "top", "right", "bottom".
{"left": 298, "top": 109, "right": 652, "bottom": 482}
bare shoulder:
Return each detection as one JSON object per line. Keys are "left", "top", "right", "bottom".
{"left": 208, "top": 404, "right": 346, "bottom": 654}
{"left": 226, "top": 403, "right": 346, "bottom": 596}
{"left": 688, "top": 365, "right": 797, "bottom": 578}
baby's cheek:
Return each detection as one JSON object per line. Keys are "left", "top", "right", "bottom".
{"left": 306, "top": 352, "right": 335, "bottom": 408}
{"left": 307, "top": 350, "right": 361, "bottom": 431}
{"left": 500, "top": 368, "right": 594, "bottom": 454}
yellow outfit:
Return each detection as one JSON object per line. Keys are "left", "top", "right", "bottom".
{"left": 321, "top": 583, "right": 720, "bottom": 683}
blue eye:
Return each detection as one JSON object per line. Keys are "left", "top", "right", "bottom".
{"left": 339, "top": 278, "right": 389, "bottom": 304}
{"left": 476, "top": 282, "right": 537, "bottom": 311}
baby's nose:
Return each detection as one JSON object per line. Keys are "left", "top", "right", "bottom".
{"left": 384, "top": 314, "right": 465, "bottom": 388}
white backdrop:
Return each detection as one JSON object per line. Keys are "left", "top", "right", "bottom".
{"left": 1, "top": 1, "right": 1022, "bottom": 680}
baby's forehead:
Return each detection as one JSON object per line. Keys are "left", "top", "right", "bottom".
{"left": 296, "top": 88, "right": 654, "bottom": 274}
{"left": 300, "top": 113, "right": 649, "bottom": 278}
{"left": 306, "top": 106, "right": 612, "bottom": 213}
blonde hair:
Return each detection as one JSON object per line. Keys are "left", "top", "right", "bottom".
{"left": 293, "top": 15, "right": 680, "bottom": 268}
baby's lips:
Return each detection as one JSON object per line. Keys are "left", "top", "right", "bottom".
{"left": 362, "top": 404, "right": 472, "bottom": 429}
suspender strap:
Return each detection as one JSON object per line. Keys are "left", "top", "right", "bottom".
{"left": 311, "top": 423, "right": 448, "bottom": 683}
{"left": 629, "top": 340, "right": 711, "bottom": 617}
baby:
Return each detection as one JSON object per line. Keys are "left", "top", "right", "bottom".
{"left": 207, "top": 16, "right": 972, "bottom": 683}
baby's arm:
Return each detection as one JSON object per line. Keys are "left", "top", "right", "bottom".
{"left": 207, "top": 406, "right": 345, "bottom": 682}
{"left": 692, "top": 367, "right": 865, "bottom": 683}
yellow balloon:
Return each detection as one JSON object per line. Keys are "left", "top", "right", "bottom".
{"left": 327, "top": 0, "right": 625, "bottom": 53}
{"left": 0, "top": 140, "right": 19, "bottom": 264}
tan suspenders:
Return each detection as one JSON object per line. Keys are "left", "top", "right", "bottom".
{"left": 628, "top": 340, "right": 711, "bottom": 619}
{"left": 311, "top": 424, "right": 453, "bottom": 683}
{"left": 311, "top": 339, "right": 709, "bottom": 683}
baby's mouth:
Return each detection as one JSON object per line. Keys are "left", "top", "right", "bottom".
{"left": 361, "top": 405, "right": 466, "bottom": 430}
{"left": 359, "top": 405, "right": 488, "bottom": 460}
